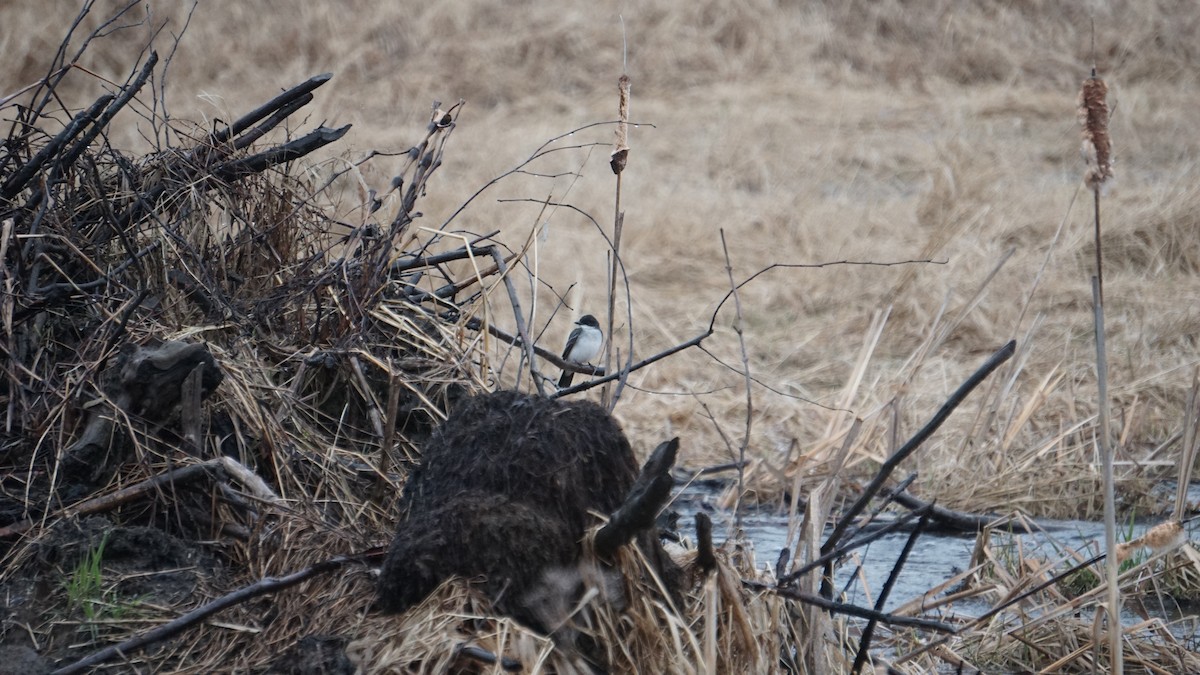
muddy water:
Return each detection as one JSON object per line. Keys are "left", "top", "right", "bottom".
{"left": 677, "top": 485, "right": 1200, "bottom": 638}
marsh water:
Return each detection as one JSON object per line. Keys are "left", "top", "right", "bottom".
{"left": 676, "top": 483, "right": 1200, "bottom": 643}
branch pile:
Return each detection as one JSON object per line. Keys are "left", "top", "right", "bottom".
{"left": 0, "top": 7, "right": 523, "bottom": 671}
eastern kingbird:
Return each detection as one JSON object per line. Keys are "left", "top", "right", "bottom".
{"left": 557, "top": 314, "right": 602, "bottom": 389}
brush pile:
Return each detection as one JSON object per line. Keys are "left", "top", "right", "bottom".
{"left": 0, "top": 16, "right": 549, "bottom": 674}
{"left": 0, "top": 14, "right": 823, "bottom": 675}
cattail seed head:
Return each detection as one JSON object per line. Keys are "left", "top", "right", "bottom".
{"left": 1142, "top": 520, "right": 1185, "bottom": 553}
{"left": 1114, "top": 541, "right": 1135, "bottom": 563}
{"left": 610, "top": 74, "right": 631, "bottom": 175}
{"left": 1078, "top": 76, "right": 1113, "bottom": 189}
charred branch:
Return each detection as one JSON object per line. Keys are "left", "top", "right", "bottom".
{"left": 595, "top": 438, "right": 679, "bottom": 558}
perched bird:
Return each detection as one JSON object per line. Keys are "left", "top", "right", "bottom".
{"left": 557, "top": 314, "right": 603, "bottom": 389}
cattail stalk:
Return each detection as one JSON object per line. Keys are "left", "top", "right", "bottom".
{"left": 1080, "top": 69, "right": 1120, "bottom": 674}
{"left": 603, "top": 74, "right": 631, "bottom": 409}
{"left": 1174, "top": 369, "right": 1200, "bottom": 522}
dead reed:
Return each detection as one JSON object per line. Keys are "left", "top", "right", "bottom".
{"left": 1080, "top": 63, "right": 1122, "bottom": 671}
{"left": 603, "top": 71, "right": 632, "bottom": 409}
{"left": 934, "top": 522, "right": 1200, "bottom": 673}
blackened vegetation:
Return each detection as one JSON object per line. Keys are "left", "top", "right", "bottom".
{"left": 268, "top": 634, "right": 357, "bottom": 675}
{"left": 0, "top": 6, "right": 510, "bottom": 670}
{"left": 35, "top": 516, "right": 208, "bottom": 606}
{"left": 377, "top": 391, "right": 683, "bottom": 636}
{"left": 0, "top": 11, "right": 467, "bottom": 549}
{"left": 62, "top": 340, "right": 223, "bottom": 488}
{"left": 0, "top": 37, "right": 463, "bottom": 524}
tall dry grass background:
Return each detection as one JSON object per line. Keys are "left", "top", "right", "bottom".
{"left": 5, "top": 0, "right": 1200, "bottom": 520}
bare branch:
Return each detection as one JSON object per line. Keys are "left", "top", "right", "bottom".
{"left": 50, "top": 550, "right": 384, "bottom": 675}
{"left": 819, "top": 340, "right": 1016, "bottom": 563}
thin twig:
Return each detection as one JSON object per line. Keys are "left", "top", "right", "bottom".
{"left": 488, "top": 246, "right": 544, "bottom": 395}
{"left": 719, "top": 230, "right": 753, "bottom": 528}
{"left": 552, "top": 328, "right": 713, "bottom": 398}
{"left": 557, "top": 260, "right": 933, "bottom": 399}
{"left": 747, "top": 581, "right": 956, "bottom": 634}
{"left": 458, "top": 313, "right": 606, "bottom": 376}
{"left": 707, "top": 259, "right": 938, "bottom": 334}
{"left": 852, "top": 509, "right": 931, "bottom": 674}
{"left": 819, "top": 341, "right": 1016, "bottom": 563}
{"left": 50, "top": 550, "right": 384, "bottom": 675}
{"left": 438, "top": 119, "right": 654, "bottom": 232}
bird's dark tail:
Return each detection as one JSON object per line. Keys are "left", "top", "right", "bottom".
{"left": 557, "top": 371, "right": 575, "bottom": 389}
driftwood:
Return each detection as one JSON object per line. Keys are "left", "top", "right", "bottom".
{"left": 595, "top": 438, "right": 678, "bottom": 557}
{"left": 762, "top": 341, "right": 1017, "bottom": 646}
{"left": 880, "top": 483, "right": 1033, "bottom": 534}
{"left": 755, "top": 583, "right": 956, "bottom": 634}
{"left": 461, "top": 312, "right": 607, "bottom": 380}
{"left": 552, "top": 329, "right": 713, "bottom": 398}
{"left": 813, "top": 340, "right": 1016, "bottom": 598}
{"left": 821, "top": 341, "right": 1016, "bottom": 553}
{"left": 61, "top": 340, "right": 224, "bottom": 486}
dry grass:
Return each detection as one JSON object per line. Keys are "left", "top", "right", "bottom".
{"left": 3, "top": 1, "right": 1200, "bottom": 672}
{"left": 349, "top": 541, "right": 801, "bottom": 675}
{"left": 4, "top": 1, "right": 1200, "bottom": 516}
{"left": 4, "top": 0, "right": 1195, "bottom": 509}
{"left": 939, "top": 527, "right": 1200, "bottom": 673}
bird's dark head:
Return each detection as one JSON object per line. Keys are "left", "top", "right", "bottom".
{"left": 577, "top": 315, "right": 599, "bottom": 328}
